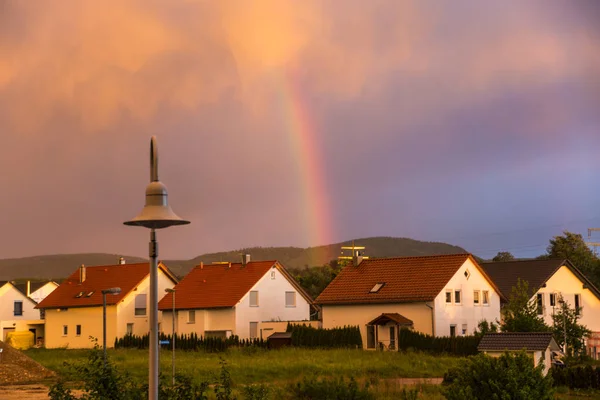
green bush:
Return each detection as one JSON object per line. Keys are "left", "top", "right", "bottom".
{"left": 551, "top": 364, "right": 600, "bottom": 390}
{"left": 288, "top": 376, "right": 373, "bottom": 400}
{"left": 443, "top": 351, "right": 554, "bottom": 400}
{"left": 114, "top": 332, "right": 267, "bottom": 352}
{"left": 286, "top": 324, "right": 362, "bottom": 348}
{"left": 398, "top": 329, "right": 479, "bottom": 356}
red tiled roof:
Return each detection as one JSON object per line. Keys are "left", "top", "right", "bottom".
{"left": 36, "top": 262, "right": 176, "bottom": 309}
{"left": 159, "top": 261, "right": 305, "bottom": 310}
{"left": 367, "top": 313, "right": 414, "bottom": 326}
{"left": 316, "top": 254, "right": 477, "bottom": 305}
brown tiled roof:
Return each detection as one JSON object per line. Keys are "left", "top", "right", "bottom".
{"left": 367, "top": 313, "right": 413, "bottom": 326}
{"left": 36, "top": 262, "right": 177, "bottom": 309}
{"left": 316, "top": 254, "right": 483, "bottom": 305}
{"left": 481, "top": 259, "right": 600, "bottom": 301}
{"left": 158, "top": 261, "right": 312, "bottom": 310}
{"left": 478, "top": 332, "right": 556, "bottom": 351}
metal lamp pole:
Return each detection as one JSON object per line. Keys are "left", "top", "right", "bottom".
{"left": 102, "top": 287, "right": 121, "bottom": 368}
{"left": 124, "top": 137, "right": 190, "bottom": 400}
{"left": 165, "top": 288, "right": 176, "bottom": 385}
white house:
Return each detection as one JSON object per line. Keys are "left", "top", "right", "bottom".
{"left": 14, "top": 281, "right": 59, "bottom": 304}
{"left": 0, "top": 281, "right": 44, "bottom": 342}
{"left": 36, "top": 261, "right": 178, "bottom": 348}
{"left": 316, "top": 254, "right": 505, "bottom": 349}
{"left": 158, "top": 257, "right": 314, "bottom": 340}
{"left": 482, "top": 258, "right": 600, "bottom": 358}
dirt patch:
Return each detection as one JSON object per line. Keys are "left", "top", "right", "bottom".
{"left": 0, "top": 341, "right": 55, "bottom": 385}
{"left": 0, "top": 384, "right": 51, "bottom": 400}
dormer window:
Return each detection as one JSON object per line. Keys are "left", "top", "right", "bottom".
{"left": 86, "top": 291, "right": 94, "bottom": 297}
{"left": 75, "top": 291, "right": 84, "bottom": 298}
{"left": 370, "top": 283, "right": 385, "bottom": 293}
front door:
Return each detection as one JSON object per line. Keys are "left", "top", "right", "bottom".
{"left": 367, "top": 325, "right": 375, "bottom": 349}
{"left": 389, "top": 327, "right": 396, "bottom": 350}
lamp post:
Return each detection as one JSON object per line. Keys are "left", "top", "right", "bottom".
{"left": 102, "top": 287, "right": 122, "bottom": 367}
{"left": 124, "top": 136, "right": 190, "bottom": 400}
{"left": 165, "top": 288, "right": 176, "bottom": 385}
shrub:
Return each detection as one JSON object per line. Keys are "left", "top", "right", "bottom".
{"left": 286, "top": 324, "right": 362, "bottom": 348}
{"left": 241, "top": 384, "right": 270, "bottom": 400}
{"left": 398, "top": 329, "right": 479, "bottom": 356}
{"left": 443, "top": 351, "right": 554, "bottom": 400}
{"left": 288, "top": 376, "right": 373, "bottom": 400}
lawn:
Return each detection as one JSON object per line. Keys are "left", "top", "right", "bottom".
{"left": 25, "top": 347, "right": 461, "bottom": 385}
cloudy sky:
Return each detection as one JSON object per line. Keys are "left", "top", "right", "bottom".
{"left": 1, "top": 0, "right": 599, "bottom": 261}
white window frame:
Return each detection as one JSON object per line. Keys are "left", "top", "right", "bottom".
{"left": 549, "top": 293, "right": 556, "bottom": 307}
{"left": 536, "top": 293, "right": 544, "bottom": 316}
{"left": 249, "top": 291, "right": 259, "bottom": 307}
{"left": 473, "top": 290, "right": 480, "bottom": 305}
{"left": 482, "top": 290, "right": 489, "bottom": 306}
{"left": 126, "top": 323, "right": 134, "bottom": 335}
{"left": 445, "top": 290, "right": 452, "bottom": 304}
{"left": 62, "top": 325, "right": 68, "bottom": 336}
{"left": 13, "top": 300, "right": 23, "bottom": 316}
{"left": 461, "top": 323, "right": 468, "bottom": 336}
{"left": 249, "top": 321, "right": 258, "bottom": 339}
{"left": 271, "top": 271, "right": 276, "bottom": 280}
{"left": 454, "top": 290, "right": 462, "bottom": 305}
{"left": 188, "top": 310, "right": 196, "bottom": 324}
{"left": 135, "top": 294, "right": 147, "bottom": 317}
{"left": 285, "top": 291, "right": 296, "bottom": 307}
{"left": 575, "top": 294, "right": 582, "bottom": 316}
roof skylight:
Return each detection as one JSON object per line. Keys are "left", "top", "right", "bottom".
{"left": 86, "top": 291, "right": 94, "bottom": 297}
{"left": 75, "top": 291, "right": 84, "bottom": 298}
{"left": 370, "top": 283, "right": 385, "bottom": 293}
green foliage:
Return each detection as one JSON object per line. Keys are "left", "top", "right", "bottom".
{"left": 474, "top": 319, "right": 499, "bottom": 336}
{"left": 241, "top": 384, "right": 270, "bottom": 400}
{"left": 551, "top": 297, "right": 591, "bottom": 356}
{"left": 286, "top": 324, "right": 362, "bottom": 348}
{"left": 214, "top": 358, "right": 236, "bottom": 400}
{"left": 293, "top": 260, "right": 342, "bottom": 298}
{"left": 492, "top": 251, "right": 515, "bottom": 262}
{"left": 501, "top": 278, "right": 551, "bottom": 333}
{"left": 288, "top": 376, "right": 373, "bottom": 400}
{"left": 443, "top": 351, "right": 554, "bottom": 400}
{"left": 551, "top": 365, "right": 600, "bottom": 389}
{"left": 398, "top": 387, "right": 419, "bottom": 400}
{"left": 114, "top": 332, "right": 267, "bottom": 352}
{"left": 398, "top": 329, "right": 480, "bottom": 356}
{"left": 546, "top": 230, "right": 600, "bottom": 287}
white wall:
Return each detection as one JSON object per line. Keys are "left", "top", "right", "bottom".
{"left": 535, "top": 265, "right": 600, "bottom": 332}
{"left": 0, "top": 283, "right": 40, "bottom": 322}
{"left": 235, "top": 266, "right": 310, "bottom": 339}
{"left": 29, "top": 282, "right": 59, "bottom": 304}
{"left": 116, "top": 268, "right": 176, "bottom": 338}
{"left": 434, "top": 258, "right": 501, "bottom": 337}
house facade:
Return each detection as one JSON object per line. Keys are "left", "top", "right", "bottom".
{"left": 316, "top": 254, "right": 504, "bottom": 350}
{"left": 482, "top": 259, "right": 600, "bottom": 358}
{"left": 0, "top": 281, "right": 44, "bottom": 342}
{"left": 158, "top": 258, "right": 314, "bottom": 340}
{"left": 36, "top": 262, "right": 177, "bottom": 348}
{"left": 14, "top": 281, "right": 59, "bottom": 304}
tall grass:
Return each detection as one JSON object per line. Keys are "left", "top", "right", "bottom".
{"left": 26, "top": 347, "right": 461, "bottom": 385}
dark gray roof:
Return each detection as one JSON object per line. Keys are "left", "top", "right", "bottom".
{"left": 478, "top": 333, "right": 557, "bottom": 352}
{"left": 267, "top": 332, "right": 292, "bottom": 340}
{"left": 481, "top": 259, "right": 600, "bottom": 301}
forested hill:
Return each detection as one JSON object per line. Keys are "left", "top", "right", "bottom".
{"left": 0, "top": 237, "right": 467, "bottom": 280}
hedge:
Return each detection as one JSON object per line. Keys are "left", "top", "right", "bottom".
{"left": 398, "top": 329, "right": 479, "bottom": 356}
{"left": 114, "top": 332, "right": 267, "bottom": 352}
{"left": 286, "top": 324, "right": 362, "bottom": 348}
{"left": 551, "top": 365, "right": 600, "bottom": 389}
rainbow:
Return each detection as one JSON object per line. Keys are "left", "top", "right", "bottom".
{"left": 277, "top": 68, "right": 332, "bottom": 248}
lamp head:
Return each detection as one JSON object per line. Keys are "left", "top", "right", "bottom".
{"left": 102, "top": 287, "right": 121, "bottom": 295}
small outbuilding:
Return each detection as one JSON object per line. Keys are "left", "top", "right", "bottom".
{"left": 267, "top": 332, "right": 293, "bottom": 349}
{"left": 477, "top": 332, "right": 561, "bottom": 376}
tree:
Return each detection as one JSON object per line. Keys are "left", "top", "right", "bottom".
{"left": 546, "top": 231, "right": 600, "bottom": 285}
{"left": 501, "top": 279, "right": 550, "bottom": 333}
{"left": 552, "top": 297, "right": 591, "bottom": 357}
{"left": 443, "top": 351, "right": 554, "bottom": 400}
{"left": 492, "top": 251, "right": 515, "bottom": 262}
{"left": 294, "top": 259, "right": 343, "bottom": 298}
{"left": 474, "top": 319, "right": 499, "bottom": 337}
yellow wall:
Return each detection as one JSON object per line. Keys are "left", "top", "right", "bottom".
{"left": 322, "top": 303, "right": 433, "bottom": 349}
{"left": 163, "top": 308, "right": 236, "bottom": 337}
{"left": 45, "top": 306, "right": 117, "bottom": 349}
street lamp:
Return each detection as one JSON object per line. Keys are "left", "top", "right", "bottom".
{"left": 165, "top": 288, "right": 176, "bottom": 385}
{"left": 124, "top": 136, "right": 190, "bottom": 400}
{"left": 102, "top": 287, "right": 122, "bottom": 367}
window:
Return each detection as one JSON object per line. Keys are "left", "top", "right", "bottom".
{"left": 13, "top": 301, "right": 23, "bottom": 316}
{"left": 75, "top": 291, "right": 84, "bottom": 298}
{"left": 575, "top": 294, "right": 581, "bottom": 316}
{"left": 450, "top": 325, "right": 456, "bottom": 337}
{"left": 76, "top": 325, "right": 81, "bottom": 336}
{"left": 188, "top": 310, "right": 196, "bottom": 324}
{"left": 462, "top": 324, "right": 468, "bottom": 335}
{"left": 271, "top": 271, "right": 276, "bottom": 279}
{"left": 285, "top": 291, "right": 296, "bottom": 307}
{"left": 482, "top": 291, "right": 489, "bottom": 305}
{"left": 464, "top": 269, "right": 471, "bottom": 280}
{"left": 62, "top": 325, "right": 68, "bottom": 336}
{"left": 454, "top": 290, "right": 462, "bottom": 305}
{"left": 536, "top": 293, "right": 544, "bottom": 315}
{"left": 249, "top": 291, "right": 259, "bottom": 307}
{"left": 473, "top": 291, "right": 480, "bottom": 305}
{"left": 445, "top": 290, "right": 452, "bottom": 304}
{"left": 135, "top": 294, "right": 147, "bottom": 316}
{"left": 549, "top": 293, "right": 556, "bottom": 307}
{"left": 85, "top": 291, "right": 94, "bottom": 297}
{"left": 126, "top": 323, "right": 133, "bottom": 335}
{"left": 249, "top": 322, "right": 258, "bottom": 339}
{"left": 370, "top": 283, "right": 385, "bottom": 293}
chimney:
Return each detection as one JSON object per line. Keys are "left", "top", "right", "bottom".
{"left": 26, "top": 281, "right": 31, "bottom": 297}
{"left": 118, "top": 257, "right": 126, "bottom": 265}
{"left": 200, "top": 261, "right": 204, "bottom": 269}
{"left": 353, "top": 250, "right": 364, "bottom": 266}
{"left": 241, "top": 254, "right": 250, "bottom": 267}
{"left": 228, "top": 262, "right": 232, "bottom": 269}
{"left": 79, "top": 264, "right": 86, "bottom": 283}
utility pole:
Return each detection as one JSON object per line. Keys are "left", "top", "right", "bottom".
{"left": 339, "top": 240, "right": 369, "bottom": 266}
